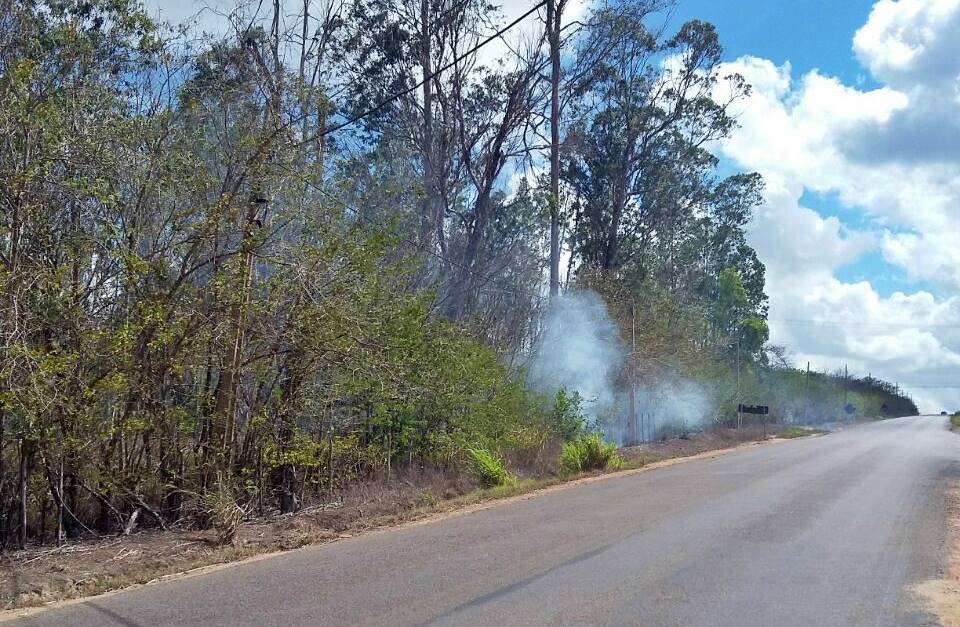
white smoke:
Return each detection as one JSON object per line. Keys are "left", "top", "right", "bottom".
{"left": 621, "top": 379, "right": 715, "bottom": 445}
{"left": 527, "top": 291, "right": 623, "bottom": 420}
{"left": 528, "top": 291, "right": 717, "bottom": 445}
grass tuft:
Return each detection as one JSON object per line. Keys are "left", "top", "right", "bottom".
{"left": 559, "top": 434, "right": 623, "bottom": 475}
{"left": 466, "top": 447, "right": 516, "bottom": 488}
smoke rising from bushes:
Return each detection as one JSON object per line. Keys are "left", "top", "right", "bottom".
{"left": 528, "top": 291, "right": 714, "bottom": 445}
{"left": 528, "top": 291, "right": 624, "bottom": 418}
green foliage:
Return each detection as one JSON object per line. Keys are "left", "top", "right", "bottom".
{"left": 466, "top": 448, "right": 515, "bottom": 488}
{"left": 559, "top": 434, "right": 623, "bottom": 475}
{"left": 0, "top": 0, "right": 918, "bottom": 554}
{"left": 547, "top": 389, "right": 588, "bottom": 441}
{"left": 950, "top": 414, "right": 960, "bottom": 429}
{"left": 739, "top": 314, "right": 770, "bottom": 353}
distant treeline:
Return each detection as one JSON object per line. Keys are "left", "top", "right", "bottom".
{"left": 736, "top": 368, "right": 919, "bottom": 426}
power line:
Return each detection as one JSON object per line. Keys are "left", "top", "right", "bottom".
{"left": 301, "top": 0, "right": 547, "bottom": 144}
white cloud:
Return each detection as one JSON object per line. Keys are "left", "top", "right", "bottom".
{"left": 853, "top": 0, "right": 960, "bottom": 88}
{"left": 715, "top": 0, "right": 960, "bottom": 412}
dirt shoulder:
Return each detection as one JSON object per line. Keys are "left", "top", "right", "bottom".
{"left": 915, "top": 480, "right": 960, "bottom": 626}
{"left": 0, "top": 426, "right": 788, "bottom": 614}
{"left": 915, "top": 416, "right": 960, "bottom": 626}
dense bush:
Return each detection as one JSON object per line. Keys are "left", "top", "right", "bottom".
{"left": 559, "top": 434, "right": 623, "bottom": 475}
{"left": 466, "top": 448, "right": 515, "bottom": 488}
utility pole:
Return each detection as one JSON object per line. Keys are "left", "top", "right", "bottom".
{"left": 215, "top": 192, "right": 266, "bottom": 466}
{"left": 844, "top": 364, "right": 848, "bottom": 405}
{"left": 736, "top": 335, "right": 742, "bottom": 429}
{"left": 419, "top": 0, "right": 436, "bottom": 249}
{"left": 628, "top": 302, "right": 637, "bottom": 444}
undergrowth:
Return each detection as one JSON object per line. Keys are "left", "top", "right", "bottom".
{"left": 559, "top": 434, "right": 623, "bottom": 475}
{"left": 466, "top": 447, "right": 516, "bottom": 488}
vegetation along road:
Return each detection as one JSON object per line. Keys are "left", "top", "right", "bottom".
{"left": 6, "top": 415, "right": 956, "bottom": 626}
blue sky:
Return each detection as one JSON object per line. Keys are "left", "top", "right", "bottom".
{"left": 653, "top": 0, "right": 960, "bottom": 411}
{"left": 667, "top": 1, "right": 879, "bottom": 84}
{"left": 666, "top": 0, "right": 925, "bottom": 300}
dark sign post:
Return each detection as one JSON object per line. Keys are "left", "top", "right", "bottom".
{"left": 738, "top": 405, "right": 770, "bottom": 438}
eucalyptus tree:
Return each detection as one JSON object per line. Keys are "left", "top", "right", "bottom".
{"left": 564, "top": 7, "right": 755, "bottom": 275}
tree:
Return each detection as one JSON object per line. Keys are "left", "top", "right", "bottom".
{"left": 546, "top": 0, "right": 566, "bottom": 298}
{"left": 566, "top": 10, "right": 752, "bottom": 276}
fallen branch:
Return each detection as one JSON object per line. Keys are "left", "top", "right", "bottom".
{"left": 122, "top": 490, "right": 168, "bottom": 531}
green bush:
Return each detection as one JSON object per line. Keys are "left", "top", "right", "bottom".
{"left": 559, "top": 434, "right": 623, "bottom": 475}
{"left": 466, "top": 447, "right": 516, "bottom": 488}
{"left": 950, "top": 413, "right": 960, "bottom": 429}
{"left": 548, "top": 389, "right": 587, "bottom": 441}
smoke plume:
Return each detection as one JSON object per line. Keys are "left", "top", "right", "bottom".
{"left": 528, "top": 291, "right": 715, "bottom": 445}
{"left": 527, "top": 291, "right": 623, "bottom": 419}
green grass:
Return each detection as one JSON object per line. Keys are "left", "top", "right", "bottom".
{"left": 779, "top": 426, "right": 826, "bottom": 439}
{"left": 559, "top": 434, "right": 624, "bottom": 475}
{"left": 950, "top": 414, "right": 960, "bottom": 429}
{"left": 466, "top": 447, "right": 516, "bottom": 488}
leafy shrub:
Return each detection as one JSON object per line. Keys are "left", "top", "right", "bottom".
{"left": 559, "top": 434, "right": 623, "bottom": 475}
{"left": 548, "top": 389, "right": 588, "bottom": 440}
{"left": 466, "top": 447, "right": 516, "bottom": 488}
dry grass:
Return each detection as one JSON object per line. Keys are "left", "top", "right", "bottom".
{"left": 915, "top": 482, "right": 960, "bottom": 626}
{"left": 0, "top": 425, "right": 788, "bottom": 614}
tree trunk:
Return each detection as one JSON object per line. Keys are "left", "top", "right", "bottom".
{"left": 419, "top": 0, "right": 437, "bottom": 250}
{"left": 547, "top": 0, "right": 563, "bottom": 298}
{"left": 214, "top": 200, "right": 258, "bottom": 466}
{"left": 447, "top": 180, "right": 495, "bottom": 318}
{"left": 18, "top": 439, "right": 30, "bottom": 549}
{"left": 605, "top": 168, "right": 629, "bottom": 270}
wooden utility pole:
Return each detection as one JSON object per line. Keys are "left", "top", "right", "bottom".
{"left": 215, "top": 194, "right": 265, "bottom": 465}
{"left": 0, "top": 406, "right": 4, "bottom": 545}
{"left": 18, "top": 438, "right": 28, "bottom": 549}
{"left": 628, "top": 303, "right": 637, "bottom": 444}
{"left": 844, "top": 364, "right": 849, "bottom": 420}
{"left": 57, "top": 456, "right": 64, "bottom": 546}
{"left": 736, "top": 335, "right": 742, "bottom": 429}
{"left": 419, "top": 0, "right": 436, "bottom": 249}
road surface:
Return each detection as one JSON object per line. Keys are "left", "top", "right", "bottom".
{"left": 9, "top": 415, "right": 959, "bottom": 626}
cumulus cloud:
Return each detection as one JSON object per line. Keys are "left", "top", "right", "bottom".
{"left": 714, "top": 0, "right": 960, "bottom": 412}
{"left": 853, "top": 0, "right": 960, "bottom": 88}
{"left": 843, "top": 0, "right": 960, "bottom": 164}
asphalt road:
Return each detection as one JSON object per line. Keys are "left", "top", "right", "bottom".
{"left": 10, "top": 415, "right": 960, "bottom": 626}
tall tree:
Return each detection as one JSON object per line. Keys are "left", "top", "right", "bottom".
{"left": 546, "top": 0, "right": 566, "bottom": 298}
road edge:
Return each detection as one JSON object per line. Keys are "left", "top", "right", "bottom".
{"left": 0, "top": 435, "right": 793, "bottom": 622}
